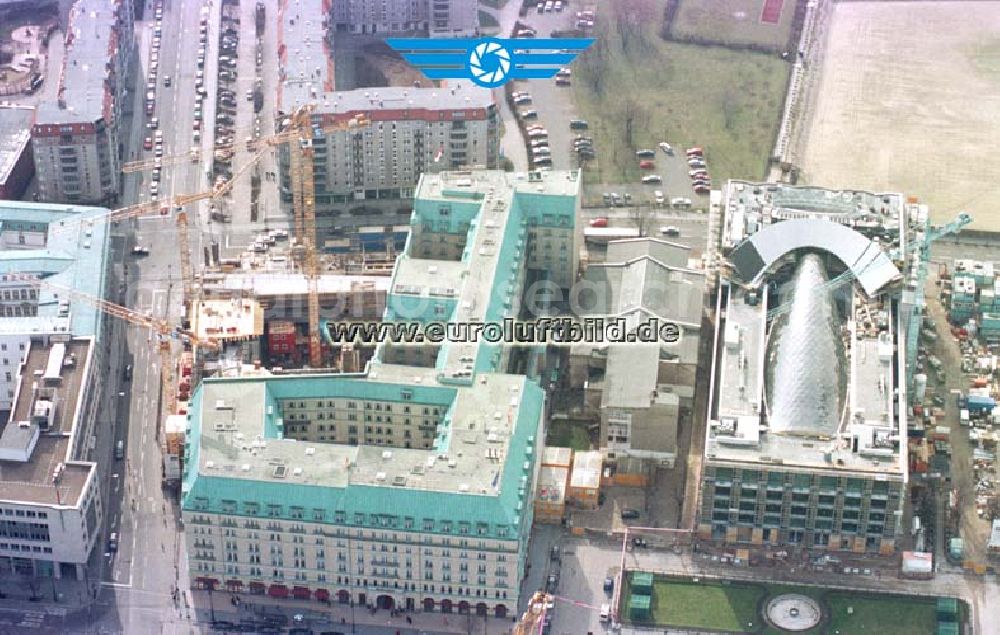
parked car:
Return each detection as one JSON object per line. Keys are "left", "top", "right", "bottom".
{"left": 555, "top": 77, "right": 571, "bottom": 86}
{"left": 639, "top": 160, "right": 654, "bottom": 169}
{"left": 589, "top": 217, "right": 608, "bottom": 228}
{"left": 603, "top": 577, "right": 614, "bottom": 594}
{"left": 147, "top": 117, "right": 159, "bottom": 129}
{"left": 635, "top": 149, "right": 656, "bottom": 158}
{"left": 163, "top": 75, "right": 171, "bottom": 87}
{"left": 671, "top": 197, "right": 692, "bottom": 208}
{"left": 686, "top": 146, "right": 704, "bottom": 156}
{"left": 654, "top": 190, "right": 665, "bottom": 205}
{"left": 658, "top": 141, "right": 673, "bottom": 155}
{"left": 694, "top": 185, "right": 710, "bottom": 194}
{"left": 641, "top": 175, "right": 662, "bottom": 184}
{"left": 621, "top": 508, "right": 641, "bottom": 520}
{"left": 143, "top": 137, "right": 153, "bottom": 150}
{"left": 519, "top": 109, "right": 538, "bottom": 120}
{"left": 660, "top": 226, "right": 680, "bottom": 237}
{"left": 569, "top": 119, "right": 588, "bottom": 130}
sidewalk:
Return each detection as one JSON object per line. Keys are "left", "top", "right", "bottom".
{"left": 189, "top": 591, "right": 521, "bottom": 635}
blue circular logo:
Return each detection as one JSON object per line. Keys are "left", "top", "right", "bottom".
{"left": 467, "top": 39, "right": 512, "bottom": 88}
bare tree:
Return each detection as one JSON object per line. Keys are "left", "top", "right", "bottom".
{"left": 630, "top": 203, "right": 656, "bottom": 237}
{"left": 621, "top": 98, "right": 649, "bottom": 148}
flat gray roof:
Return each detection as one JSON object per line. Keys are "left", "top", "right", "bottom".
{"left": 0, "top": 106, "right": 33, "bottom": 185}
{"left": 195, "top": 367, "right": 533, "bottom": 495}
{"left": 35, "top": 0, "right": 119, "bottom": 124}
{"left": 0, "top": 339, "right": 94, "bottom": 506}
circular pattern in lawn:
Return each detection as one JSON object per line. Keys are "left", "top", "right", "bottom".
{"left": 764, "top": 594, "right": 823, "bottom": 631}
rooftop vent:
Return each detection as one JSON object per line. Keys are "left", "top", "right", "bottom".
{"left": 272, "top": 465, "right": 287, "bottom": 478}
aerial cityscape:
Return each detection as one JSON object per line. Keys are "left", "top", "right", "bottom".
{"left": 0, "top": 0, "right": 997, "bottom": 633}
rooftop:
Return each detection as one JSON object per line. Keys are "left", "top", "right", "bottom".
{"left": 184, "top": 368, "right": 544, "bottom": 528}
{"left": 388, "top": 170, "right": 580, "bottom": 378}
{"left": 0, "top": 201, "right": 111, "bottom": 339}
{"left": 0, "top": 106, "right": 33, "bottom": 185}
{"left": 191, "top": 298, "right": 264, "bottom": 341}
{"left": 201, "top": 272, "right": 391, "bottom": 298}
{"left": 314, "top": 81, "right": 492, "bottom": 117}
{"left": 0, "top": 339, "right": 95, "bottom": 507}
{"left": 35, "top": 0, "right": 120, "bottom": 125}
{"left": 569, "top": 450, "right": 601, "bottom": 490}
{"left": 709, "top": 182, "right": 908, "bottom": 477}
{"left": 276, "top": 0, "right": 491, "bottom": 115}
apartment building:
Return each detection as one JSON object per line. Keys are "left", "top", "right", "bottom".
{"left": 700, "top": 183, "right": 920, "bottom": 554}
{"left": 31, "top": 0, "right": 134, "bottom": 205}
{"left": 330, "top": 0, "right": 478, "bottom": 36}
{"left": 277, "top": 86, "right": 498, "bottom": 218}
{"left": 181, "top": 171, "right": 579, "bottom": 614}
{"left": 278, "top": 0, "right": 496, "bottom": 225}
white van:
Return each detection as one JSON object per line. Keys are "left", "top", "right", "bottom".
{"left": 600, "top": 604, "right": 610, "bottom": 622}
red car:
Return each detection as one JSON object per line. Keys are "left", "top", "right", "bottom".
{"left": 589, "top": 217, "right": 608, "bottom": 228}
{"left": 686, "top": 146, "right": 703, "bottom": 156}
{"left": 694, "top": 185, "right": 710, "bottom": 194}
{"left": 638, "top": 160, "right": 654, "bottom": 169}
{"left": 143, "top": 137, "right": 153, "bottom": 150}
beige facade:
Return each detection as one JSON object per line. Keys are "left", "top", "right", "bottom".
{"left": 185, "top": 511, "right": 520, "bottom": 615}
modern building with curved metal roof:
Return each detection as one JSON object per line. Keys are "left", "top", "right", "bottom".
{"left": 700, "top": 182, "right": 919, "bottom": 555}
{"left": 728, "top": 217, "right": 901, "bottom": 296}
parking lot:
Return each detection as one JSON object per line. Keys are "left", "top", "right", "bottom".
{"left": 507, "top": 4, "right": 714, "bottom": 218}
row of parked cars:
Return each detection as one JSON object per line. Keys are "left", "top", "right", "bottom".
{"left": 685, "top": 146, "right": 711, "bottom": 195}
{"left": 143, "top": 1, "right": 167, "bottom": 201}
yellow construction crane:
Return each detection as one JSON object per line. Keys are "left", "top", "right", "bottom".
{"left": 30, "top": 279, "right": 220, "bottom": 416}
{"left": 283, "top": 106, "right": 324, "bottom": 367}
{"left": 118, "top": 107, "right": 369, "bottom": 368}
{"left": 513, "top": 592, "right": 552, "bottom": 635}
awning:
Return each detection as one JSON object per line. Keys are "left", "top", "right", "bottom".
{"left": 248, "top": 581, "right": 266, "bottom": 594}
{"left": 194, "top": 577, "right": 219, "bottom": 589}
{"left": 268, "top": 584, "right": 289, "bottom": 598}
{"left": 292, "top": 586, "right": 311, "bottom": 600}
{"left": 315, "top": 589, "right": 330, "bottom": 602}
{"left": 225, "top": 579, "right": 243, "bottom": 591}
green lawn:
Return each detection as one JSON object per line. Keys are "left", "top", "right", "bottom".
{"left": 645, "top": 580, "right": 764, "bottom": 631}
{"left": 626, "top": 575, "right": 957, "bottom": 635}
{"left": 478, "top": 9, "right": 500, "bottom": 30}
{"left": 672, "top": 0, "right": 797, "bottom": 50}
{"left": 826, "top": 593, "right": 937, "bottom": 635}
{"left": 546, "top": 420, "right": 591, "bottom": 451}
{"left": 572, "top": 0, "right": 789, "bottom": 184}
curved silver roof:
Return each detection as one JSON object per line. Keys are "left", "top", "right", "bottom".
{"left": 767, "top": 254, "right": 844, "bottom": 436}
{"left": 729, "top": 218, "right": 901, "bottom": 296}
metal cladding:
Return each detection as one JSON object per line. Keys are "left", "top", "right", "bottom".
{"left": 768, "top": 254, "right": 843, "bottom": 436}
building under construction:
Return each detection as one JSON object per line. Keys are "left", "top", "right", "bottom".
{"left": 701, "top": 182, "right": 967, "bottom": 555}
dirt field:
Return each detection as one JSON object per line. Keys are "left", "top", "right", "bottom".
{"left": 799, "top": 2, "right": 1000, "bottom": 231}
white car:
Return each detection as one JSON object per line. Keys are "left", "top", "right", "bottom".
{"left": 654, "top": 190, "right": 665, "bottom": 205}
{"left": 671, "top": 197, "right": 692, "bottom": 208}
{"left": 658, "top": 141, "right": 673, "bottom": 155}
{"left": 641, "top": 175, "right": 662, "bottom": 184}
